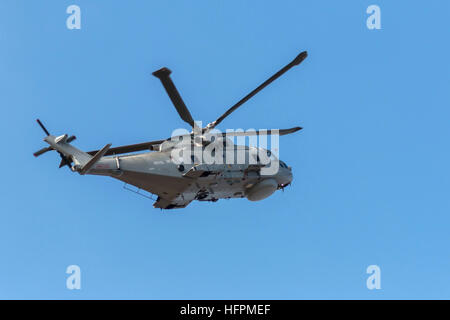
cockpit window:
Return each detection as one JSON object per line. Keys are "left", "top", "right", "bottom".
{"left": 280, "top": 161, "right": 287, "bottom": 168}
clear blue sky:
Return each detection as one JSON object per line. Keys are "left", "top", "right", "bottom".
{"left": 0, "top": 0, "right": 449, "bottom": 299}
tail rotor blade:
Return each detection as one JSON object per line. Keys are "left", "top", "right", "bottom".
{"left": 66, "top": 135, "right": 76, "bottom": 143}
{"left": 152, "top": 67, "right": 195, "bottom": 128}
{"left": 36, "top": 119, "right": 50, "bottom": 136}
{"left": 58, "top": 152, "right": 72, "bottom": 168}
{"left": 33, "top": 146, "right": 52, "bottom": 157}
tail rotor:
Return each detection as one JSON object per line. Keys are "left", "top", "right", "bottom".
{"left": 33, "top": 119, "right": 76, "bottom": 168}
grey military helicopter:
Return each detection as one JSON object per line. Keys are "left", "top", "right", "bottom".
{"left": 34, "top": 51, "right": 308, "bottom": 209}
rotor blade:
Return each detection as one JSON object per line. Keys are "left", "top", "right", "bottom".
{"left": 152, "top": 67, "right": 195, "bottom": 128}
{"left": 58, "top": 152, "right": 72, "bottom": 168}
{"left": 218, "top": 127, "right": 303, "bottom": 137}
{"left": 36, "top": 119, "right": 50, "bottom": 136}
{"left": 170, "top": 126, "right": 303, "bottom": 143}
{"left": 58, "top": 159, "right": 67, "bottom": 168}
{"left": 209, "top": 51, "right": 308, "bottom": 129}
{"left": 33, "top": 146, "right": 52, "bottom": 157}
{"left": 58, "top": 157, "right": 72, "bottom": 168}
{"left": 66, "top": 135, "right": 76, "bottom": 143}
{"left": 87, "top": 139, "right": 166, "bottom": 156}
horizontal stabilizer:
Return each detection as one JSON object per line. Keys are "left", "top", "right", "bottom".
{"left": 80, "top": 144, "right": 111, "bottom": 175}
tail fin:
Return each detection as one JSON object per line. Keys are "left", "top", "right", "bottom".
{"left": 33, "top": 119, "right": 111, "bottom": 174}
{"left": 43, "top": 134, "right": 93, "bottom": 169}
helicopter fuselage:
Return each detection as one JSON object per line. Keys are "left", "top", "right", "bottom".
{"left": 87, "top": 145, "right": 293, "bottom": 209}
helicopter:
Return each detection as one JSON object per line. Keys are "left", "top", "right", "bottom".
{"left": 34, "top": 51, "right": 308, "bottom": 209}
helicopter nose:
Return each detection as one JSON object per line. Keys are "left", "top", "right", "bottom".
{"left": 281, "top": 168, "right": 293, "bottom": 186}
{"left": 279, "top": 171, "right": 293, "bottom": 188}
